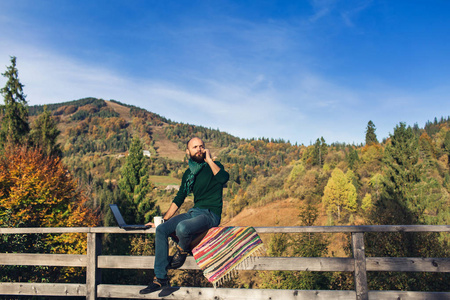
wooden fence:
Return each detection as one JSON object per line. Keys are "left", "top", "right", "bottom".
{"left": 1, "top": 225, "right": 449, "bottom": 300}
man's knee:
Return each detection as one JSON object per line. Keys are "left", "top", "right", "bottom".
{"left": 156, "top": 222, "right": 170, "bottom": 237}
{"left": 175, "top": 221, "right": 191, "bottom": 237}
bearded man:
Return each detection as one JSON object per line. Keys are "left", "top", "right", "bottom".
{"left": 139, "top": 137, "right": 229, "bottom": 294}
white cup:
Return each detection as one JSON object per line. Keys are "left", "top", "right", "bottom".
{"left": 153, "top": 216, "right": 164, "bottom": 227}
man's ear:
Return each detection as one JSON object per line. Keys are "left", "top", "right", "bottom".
{"left": 186, "top": 149, "right": 189, "bottom": 156}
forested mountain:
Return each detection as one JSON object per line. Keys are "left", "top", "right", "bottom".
{"left": 26, "top": 96, "right": 450, "bottom": 228}
{"left": 25, "top": 97, "right": 450, "bottom": 233}
{"left": 4, "top": 93, "right": 450, "bottom": 290}
{"left": 2, "top": 56, "right": 448, "bottom": 292}
{"left": 28, "top": 97, "right": 450, "bottom": 290}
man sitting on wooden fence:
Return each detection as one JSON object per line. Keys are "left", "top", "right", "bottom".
{"left": 139, "top": 137, "right": 229, "bottom": 295}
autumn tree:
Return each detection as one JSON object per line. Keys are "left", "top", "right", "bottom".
{"left": 0, "top": 145, "right": 98, "bottom": 282}
{"left": 443, "top": 131, "right": 450, "bottom": 157}
{"left": 365, "top": 120, "right": 378, "bottom": 146}
{"left": 0, "top": 56, "right": 29, "bottom": 146}
{"left": 322, "top": 168, "right": 357, "bottom": 221}
{"left": 361, "top": 193, "right": 373, "bottom": 213}
{"left": 0, "top": 145, "right": 97, "bottom": 233}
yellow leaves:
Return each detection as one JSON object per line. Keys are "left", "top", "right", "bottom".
{"left": 360, "top": 143, "right": 383, "bottom": 163}
{"left": 322, "top": 168, "right": 357, "bottom": 221}
{"left": 361, "top": 193, "right": 373, "bottom": 212}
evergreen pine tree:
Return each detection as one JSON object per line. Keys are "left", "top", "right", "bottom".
{"left": 365, "top": 120, "right": 378, "bottom": 146}
{"left": 313, "top": 137, "right": 327, "bottom": 166}
{"left": 0, "top": 56, "right": 29, "bottom": 146}
{"left": 118, "top": 136, "right": 157, "bottom": 224}
{"left": 30, "top": 106, "right": 62, "bottom": 158}
{"left": 365, "top": 122, "right": 449, "bottom": 291}
{"left": 346, "top": 146, "right": 359, "bottom": 169}
{"left": 382, "top": 122, "right": 422, "bottom": 214}
{"left": 443, "top": 131, "right": 450, "bottom": 157}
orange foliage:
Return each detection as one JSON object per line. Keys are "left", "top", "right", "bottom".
{"left": 0, "top": 145, "right": 97, "bottom": 227}
{"left": 0, "top": 146, "right": 98, "bottom": 253}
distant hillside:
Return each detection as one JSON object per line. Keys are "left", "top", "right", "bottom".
{"left": 30, "top": 97, "right": 238, "bottom": 159}
{"left": 28, "top": 98, "right": 450, "bottom": 237}
{"left": 24, "top": 98, "right": 450, "bottom": 291}
{"left": 28, "top": 98, "right": 245, "bottom": 224}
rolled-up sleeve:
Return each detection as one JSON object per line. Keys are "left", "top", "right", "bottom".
{"left": 214, "top": 162, "right": 229, "bottom": 184}
{"left": 172, "top": 172, "right": 188, "bottom": 207}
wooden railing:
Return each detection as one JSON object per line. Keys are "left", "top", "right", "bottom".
{"left": 1, "top": 225, "right": 449, "bottom": 300}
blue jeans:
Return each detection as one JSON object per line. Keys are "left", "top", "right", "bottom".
{"left": 154, "top": 207, "right": 220, "bottom": 279}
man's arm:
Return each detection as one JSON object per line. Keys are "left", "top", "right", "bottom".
{"left": 163, "top": 202, "right": 179, "bottom": 221}
{"left": 203, "top": 148, "right": 220, "bottom": 175}
{"left": 145, "top": 202, "right": 179, "bottom": 227}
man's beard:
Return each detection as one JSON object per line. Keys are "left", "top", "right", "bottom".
{"left": 190, "top": 152, "right": 205, "bottom": 163}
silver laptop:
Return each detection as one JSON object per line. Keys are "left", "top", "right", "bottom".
{"left": 109, "top": 204, "right": 150, "bottom": 230}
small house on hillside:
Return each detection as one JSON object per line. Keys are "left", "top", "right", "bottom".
{"left": 165, "top": 185, "right": 180, "bottom": 191}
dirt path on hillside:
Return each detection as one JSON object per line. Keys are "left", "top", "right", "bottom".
{"left": 151, "top": 126, "right": 186, "bottom": 161}
{"left": 105, "top": 100, "right": 132, "bottom": 122}
{"left": 222, "top": 198, "right": 303, "bottom": 227}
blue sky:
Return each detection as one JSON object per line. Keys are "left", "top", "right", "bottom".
{"left": 1, "top": 0, "right": 449, "bottom": 145}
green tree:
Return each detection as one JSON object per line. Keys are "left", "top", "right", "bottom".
{"left": 365, "top": 120, "right": 378, "bottom": 146}
{"left": 118, "top": 136, "right": 158, "bottom": 224}
{"left": 382, "top": 123, "right": 422, "bottom": 216}
{"left": 365, "top": 122, "right": 449, "bottom": 291}
{"left": 30, "top": 106, "right": 62, "bottom": 158}
{"left": 346, "top": 146, "right": 359, "bottom": 169}
{"left": 0, "top": 56, "right": 29, "bottom": 146}
{"left": 313, "top": 137, "right": 327, "bottom": 166}
{"left": 102, "top": 137, "right": 160, "bottom": 284}
{"left": 443, "top": 130, "right": 450, "bottom": 157}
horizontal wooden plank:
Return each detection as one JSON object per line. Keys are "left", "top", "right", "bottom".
{"left": 100, "top": 255, "right": 450, "bottom": 273}
{"left": 89, "top": 227, "right": 155, "bottom": 234}
{"left": 1, "top": 225, "right": 449, "bottom": 235}
{"left": 98, "top": 256, "right": 355, "bottom": 272}
{"left": 0, "top": 282, "right": 86, "bottom": 296}
{"left": 3, "top": 283, "right": 448, "bottom": 299}
{"left": 368, "top": 291, "right": 450, "bottom": 300}
{"left": 0, "top": 253, "right": 87, "bottom": 267}
{"left": 237, "top": 257, "right": 355, "bottom": 272}
{"left": 366, "top": 257, "right": 450, "bottom": 272}
{"left": 254, "top": 225, "right": 450, "bottom": 233}
{"left": 99, "top": 255, "right": 158, "bottom": 269}
{"left": 0, "top": 227, "right": 91, "bottom": 234}
{"left": 97, "top": 285, "right": 356, "bottom": 300}
{"left": 2, "top": 254, "right": 447, "bottom": 273}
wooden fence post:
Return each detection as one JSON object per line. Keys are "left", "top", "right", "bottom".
{"left": 86, "top": 232, "right": 102, "bottom": 300}
{"left": 352, "top": 232, "right": 368, "bottom": 300}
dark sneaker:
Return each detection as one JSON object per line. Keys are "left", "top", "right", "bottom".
{"left": 139, "top": 278, "right": 170, "bottom": 294}
{"left": 168, "top": 246, "right": 189, "bottom": 269}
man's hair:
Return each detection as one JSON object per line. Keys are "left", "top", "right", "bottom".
{"left": 186, "top": 137, "right": 204, "bottom": 149}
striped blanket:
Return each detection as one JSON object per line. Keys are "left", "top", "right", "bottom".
{"left": 192, "top": 226, "right": 264, "bottom": 286}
